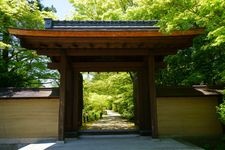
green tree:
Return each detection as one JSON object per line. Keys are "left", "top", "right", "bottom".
{"left": 69, "top": 0, "right": 135, "bottom": 20}
{"left": 0, "top": 0, "right": 58, "bottom": 87}
{"left": 83, "top": 72, "right": 134, "bottom": 120}
{"left": 137, "top": 0, "right": 225, "bottom": 86}
{"left": 69, "top": 0, "right": 225, "bottom": 86}
{"left": 28, "top": 0, "right": 57, "bottom": 13}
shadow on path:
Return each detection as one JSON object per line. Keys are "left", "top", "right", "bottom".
{"left": 1, "top": 136, "right": 203, "bottom": 150}
{"left": 48, "top": 135, "right": 203, "bottom": 150}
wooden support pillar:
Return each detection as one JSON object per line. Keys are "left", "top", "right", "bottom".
{"left": 138, "top": 68, "right": 151, "bottom": 135}
{"left": 58, "top": 52, "right": 67, "bottom": 141}
{"left": 64, "top": 67, "right": 74, "bottom": 133}
{"left": 72, "top": 71, "right": 81, "bottom": 136}
{"left": 133, "top": 72, "right": 138, "bottom": 126}
{"left": 148, "top": 55, "right": 158, "bottom": 138}
{"left": 78, "top": 73, "right": 83, "bottom": 128}
{"left": 136, "top": 71, "right": 143, "bottom": 129}
{"left": 63, "top": 70, "right": 82, "bottom": 138}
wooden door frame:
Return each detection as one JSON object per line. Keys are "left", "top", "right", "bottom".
{"left": 59, "top": 58, "right": 157, "bottom": 140}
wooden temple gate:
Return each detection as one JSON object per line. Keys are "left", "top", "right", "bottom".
{"left": 9, "top": 19, "right": 202, "bottom": 140}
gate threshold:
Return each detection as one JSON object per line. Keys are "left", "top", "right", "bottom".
{"left": 80, "top": 129, "right": 139, "bottom": 135}
{"left": 65, "top": 129, "right": 139, "bottom": 138}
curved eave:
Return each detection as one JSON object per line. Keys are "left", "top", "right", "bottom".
{"left": 8, "top": 28, "right": 204, "bottom": 38}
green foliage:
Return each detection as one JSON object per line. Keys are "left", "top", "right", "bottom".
{"left": 83, "top": 92, "right": 110, "bottom": 121}
{"left": 217, "top": 100, "right": 225, "bottom": 125}
{"left": 157, "top": 40, "right": 225, "bottom": 86}
{"left": 69, "top": 0, "right": 136, "bottom": 20}
{"left": 77, "top": 0, "right": 225, "bottom": 86}
{"left": 0, "top": 0, "right": 59, "bottom": 87}
{"left": 69, "top": 0, "right": 225, "bottom": 86}
{"left": 148, "top": 0, "right": 225, "bottom": 86}
{"left": 83, "top": 72, "right": 134, "bottom": 121}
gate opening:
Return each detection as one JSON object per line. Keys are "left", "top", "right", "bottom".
{"left": 80, "top": 72, "right": 138, "bottom": 132}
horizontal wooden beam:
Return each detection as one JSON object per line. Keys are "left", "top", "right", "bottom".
{"left": 23, "top": 36, "right": 195, "bottom": 45}
{"left": 67, "top": 49, "right": 149, "bottom": 56}
{"left": 23, "top": 36, "right": 194, "bottom": 51}
{"left": 48, "top": 61, "right": 166, "bottom": 71}
{"left": 48, "top": 62, "right": 145, "bottom": 71}
{"left": 73, "top": 62, "right": 144, "bottom": 68}
{"left": 36, "top": 48, "right": 184, "bottom": 57}
{"left": 37, "top": 48, "right": 149, "bottom": 56}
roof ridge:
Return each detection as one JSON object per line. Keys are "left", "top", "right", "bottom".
{"left": 44, "top": 18, "right": 158, "bottom": 29}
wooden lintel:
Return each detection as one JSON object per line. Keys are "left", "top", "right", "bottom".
{"left": 48, "top": 61, "right": 166, "bottom": 70}
{"left": 36, "top": 48, "right": 186, "bottom": 57}
{"left": 37, "top": 48, "right": 149, "bottom": 56}
{"left": 49, "top": 62, "right": 145, "bottom": 68}
{"left": 72, "top": 62, "right": 144, "bottom": 68}
{"left": 48, "top": 62, "right": 144, "bottom": 71}
{"left": 66, "top": 48, "right": 149, "bottom": 56}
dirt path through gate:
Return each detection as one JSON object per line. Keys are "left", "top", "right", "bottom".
{"left": 82, "top": 110, "right": 136, "bottom": 130}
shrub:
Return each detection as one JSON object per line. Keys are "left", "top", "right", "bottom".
{"left": 217, "top": 100, "right": 225, "bottom": 125}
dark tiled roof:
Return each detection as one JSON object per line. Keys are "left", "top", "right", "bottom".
{"left": 0, "top": 88, "right": 59, "bottom": 98}
{"left": 44, "top": 18, "right": 158, "bottom": 29}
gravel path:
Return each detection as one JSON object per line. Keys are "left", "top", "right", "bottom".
{"left": 83, "top": 110, "right": 136, "bottom": 130}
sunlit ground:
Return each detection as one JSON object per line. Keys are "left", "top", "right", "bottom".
{"left": 18, "top": 143, "right": 55, "bottom": 150}
{"left": 82, "top": 110, "right": 137, "bottom": 130}
{"left": 13, "top": 137, "right": 202, "bottom": 150}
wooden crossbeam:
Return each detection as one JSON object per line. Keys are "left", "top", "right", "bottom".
{"left": 48, "top": 62, "right": 145, "bottom": 71}
{"left": 36, "top": 48, "right": 149, "bottom": 56}
{"left": 36, "top": 48, "right": 182, "bottom": 57}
